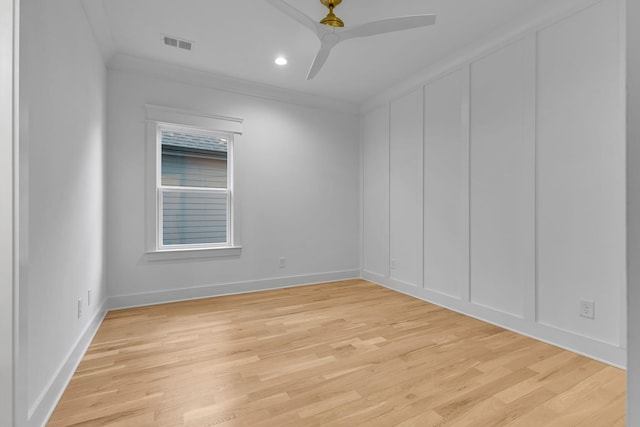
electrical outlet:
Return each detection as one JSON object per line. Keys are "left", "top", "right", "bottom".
{"left": 579, "top": 299, "right": 595, "bottom": 319}
{"left": 87, "top": 289, "right": 92, "bottom": 306}
{"left": 279, "top": 257, "right": 286, "bottom": 269}
{"left": 391, "top": 259, "right": 397, "bottom": 270}
{"left": 77, "top": 298, "right": 83, "bottom": 319}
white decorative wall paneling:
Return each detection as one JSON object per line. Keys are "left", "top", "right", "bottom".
{"left": 389, "top": 89, "right": 424, "bottom": 288}
{"left": 423, "top": 68, "right": 470, "bottom": 300}
{"left": 361, "top": 0, "right": 625, "bottom": 367}
{"left": 469, "top": 35, "right": 536, "bottom": 319}
{"left": 536, "top": 0, "right": 625, "bottom": 346}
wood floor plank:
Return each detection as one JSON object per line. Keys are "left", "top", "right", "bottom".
{"left": 47, "top": 280, "right": 625, "bottom": 426}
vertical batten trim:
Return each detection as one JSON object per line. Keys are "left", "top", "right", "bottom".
{"left": 422, "top": 85, "right": 427, "bottom": 290}
{"left": 418, "top": 89, "right": 425, "bottom": 289}
{"left": 461, "top": 65, "right": 472, "bottom": 302}
{"left": 359, "top": 112, "right": 364, "bottom": 275}
{"left": 466, "top": 63, "right": 473, "bottom": 303}
{"left": 387, "top": 102, "right": 392, "bottom": 279}
{"left": 534, "top": 29, "right": 541, "bottom": 324}
{"left": 523, "top": 33, "right": 538, "bottom": 323}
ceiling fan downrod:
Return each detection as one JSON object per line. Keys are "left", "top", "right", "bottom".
{"left": 320, "top": 0, "right": 344, "bottom": 27}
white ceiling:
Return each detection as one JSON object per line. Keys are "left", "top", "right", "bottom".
{"left": 85, "top": 0, "right": 576, "bottom": 103}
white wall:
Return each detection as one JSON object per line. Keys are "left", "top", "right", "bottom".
{"left": 627, "top": 0, "right": 639, "bottom": 423}
{"left": 0, "top": 0, "right": 17, "bottom": 425}
{"left": 362, "top": 0, "right": 626, "bottom": 366}
{"left": 106, "top": 57, "right": 360, "bottom": 306}
{"left": 21, "top": 0, "right": 108, "bottom": 424}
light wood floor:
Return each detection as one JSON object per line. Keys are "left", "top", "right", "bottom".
{"left": 48, "top": 280, "right": 625, "bottom": 426}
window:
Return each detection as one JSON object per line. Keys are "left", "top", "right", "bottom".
{"left": 157, "top": 125, "right": 232, "bottom": 248}
{"left": 145, "top": 105, "right": 243, "bottom": 259}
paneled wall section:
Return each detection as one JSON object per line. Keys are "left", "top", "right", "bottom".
{"left": 389, "top": 90, "right": 424, "bottom": 288}
{"left": 536, "top": 0, "right": 625, "bottom": 346}
{"left": 423, "top": 69, "right": 469, "bottom": 300}
{"left": 469, "top": 37, "right": 536, "bottom": 319}
{"left": 361, "top": 0, "right": 625, "bottom": 366}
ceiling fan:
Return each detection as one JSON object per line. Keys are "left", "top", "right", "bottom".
{"left": 266, "top": 0, "right": 437, "bottom": 80}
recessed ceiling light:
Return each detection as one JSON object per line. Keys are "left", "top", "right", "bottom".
{"left": 275, "top": 56, "right": 288, "bottom": 66}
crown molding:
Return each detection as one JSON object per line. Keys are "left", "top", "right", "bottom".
{"left": 108, "top": 53, "right": 359, "bottom": 115}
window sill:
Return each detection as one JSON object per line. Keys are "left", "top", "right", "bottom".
{"left": 144, "top": 246, "right": 242, "bottom": 262}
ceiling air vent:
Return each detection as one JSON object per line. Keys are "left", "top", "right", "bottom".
{"left": 163, "top": 36, "right": 178, "bottom": 47}
{"left": 162, "top": 35, "right": 193, "bottom": 51}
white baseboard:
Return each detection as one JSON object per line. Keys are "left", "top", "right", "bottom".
{"left": 361, "top": 271, "right": 627, "bottom": 369}
{"left": 108, "top": 270, "right": 360, "bottom": 310}
{"left": 28, "top": 300, "right": 108, "bottom": 427}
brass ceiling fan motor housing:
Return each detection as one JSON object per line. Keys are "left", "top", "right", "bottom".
{"left": 320, "top": 0, "right": 344, "bottom": 27}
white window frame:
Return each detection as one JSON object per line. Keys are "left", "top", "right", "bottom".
{"left": 144, "top": 105, "right": 242, "bottom": 261}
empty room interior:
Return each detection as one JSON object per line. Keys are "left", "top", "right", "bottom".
{"left": 6, "top": 0, "right": 640, "bottom": 425}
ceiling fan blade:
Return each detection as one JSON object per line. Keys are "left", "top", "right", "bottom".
{"left": 264, "top": 0, "right": 319, "bottom": 34}
{"left": 341, "top": 14, "right": 436, "bottom": 40}
{"left": 307, "top": 41, "right": 334, "bottom": 80}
